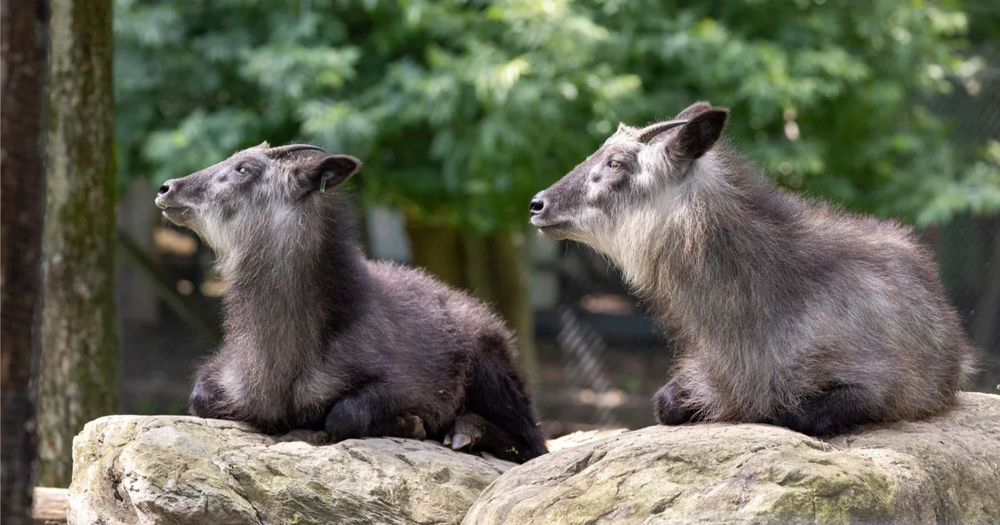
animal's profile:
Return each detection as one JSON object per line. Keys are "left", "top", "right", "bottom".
{"left": 529, "top": 101, "right": 975, "bottom": 436}
{"left": 154, "top": 142, "right": 547, "bottom": 462}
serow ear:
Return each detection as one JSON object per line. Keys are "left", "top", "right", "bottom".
{"left": 673, "top": 107, "right": 728, "bottom": 160}
{"left": 674, "top": 101, "right": 712, "bottom": 121}
{"left": 304, "top": 155, "right": 362, "bottom": 194}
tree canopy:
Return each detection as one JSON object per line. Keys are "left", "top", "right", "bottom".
{"left": 115, "top": 0, "right": 1000, "bottom": 231}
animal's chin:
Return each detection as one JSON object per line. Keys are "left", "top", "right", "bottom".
{"left": 533, "top": 221, "right": 572, "bottom": 240}
{"left": 161, "top": 207, "right": 192, "bottom": 226}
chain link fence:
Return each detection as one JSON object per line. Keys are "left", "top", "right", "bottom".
{"left": 928, "top": 40, "right": 1000, "bottom": 393}
{"left": 109, "top": 42, "right": 1000, "bottom": 439}
{"left": 532, "top": 43, "right": 1000, "bottom": 434}
{"left": 116, "top": 77, "right": 1000, "bottom": 439}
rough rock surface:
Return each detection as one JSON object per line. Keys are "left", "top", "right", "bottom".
{"left": 546, "top": 429, "right": 627, "bottom": 452}
{"left": 464, "top": 393, "right": 1000, "bottom": 525}
{"left": 68, "top": 416, "right": 516, "bottom": 525}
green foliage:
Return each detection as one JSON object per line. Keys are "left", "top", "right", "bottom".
{"left": 115, "top": 0, "right": 999, "bottom": 231}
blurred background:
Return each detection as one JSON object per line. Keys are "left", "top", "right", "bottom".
{"left": 3, "top": 0, "right": 999, "bottom": 497}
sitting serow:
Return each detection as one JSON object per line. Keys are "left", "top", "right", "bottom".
{"left": 154, "top": 142, "right": 547, "bottom": 462}
{"left": 529, "top": 102, "right": 975, "bottom": 436}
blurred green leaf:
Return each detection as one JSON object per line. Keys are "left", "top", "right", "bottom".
{"left": 115, "top": 0, "right": 999, "bottom": 231}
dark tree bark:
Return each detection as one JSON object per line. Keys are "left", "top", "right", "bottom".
{"left": 1, "top": 0, "right": 49, "bottom": 522}
{"left": 37, "top": 0, "right": 117, "bottom": 487}
{"left": 406, "top": 220, "right": 540, "bottom": 382}
{"left": 485, "top": 231, "right": 539, "bottom": 382}
{"left": 405, "top": 222, "right": 466, "bottom": 289}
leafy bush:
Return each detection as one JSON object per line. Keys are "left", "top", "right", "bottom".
{"left": 115, "top": 0, "right": 998, "bottom": 231}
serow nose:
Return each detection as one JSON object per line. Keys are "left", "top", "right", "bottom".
{"left": 529, "top": 198, "right": 545, "bottom": 217}
{"left": 157, "top": 183, "right": 170, "bottom": 196}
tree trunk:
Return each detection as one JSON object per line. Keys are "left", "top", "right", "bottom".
{"left": 406, "top": 219, "right": 540, "bottom": 382}
{"left": 0, "top": 0, "right": 49, "bottom": 522}
{"left": 486, "top": 231, "right": 539, "bottom": 382}
{"left": 461, "top": 232, "right": 495, "bottom": 304}
{"left": 405, "top": 221, "right": 466, "bottom": 289}
{"left": 37, "top": 0, "right": 117, "bottom": 488}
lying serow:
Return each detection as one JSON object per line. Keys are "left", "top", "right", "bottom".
{"left": 529, "top": 102, "right": 976, "bottom": 436}
{"left": 155, "top": 143, "right": 547, "bottom": 462}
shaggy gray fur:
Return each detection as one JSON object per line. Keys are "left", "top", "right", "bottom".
{"left": 530, "top": 102, "right": 976, "bottom": 435}
{"left": 155, "top": 143, "right": 546, "bottom": 462}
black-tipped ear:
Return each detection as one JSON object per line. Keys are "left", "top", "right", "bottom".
{"left": 306, "top": 155, "right": 361, "bottom": 192}
{"left": 673, "top": 107, "right": 728, "bottom": 160}
{"left": 674, "top": 101, "right": 713, "bottom": 121}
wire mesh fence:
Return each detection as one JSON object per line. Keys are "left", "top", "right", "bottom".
{"left": 93, "top": 36, "right": 1000, "bottom": 440}
{"left": 534, "top": 43, "right": 1000, "bottom": 433}
{"left": 532, "top": 241, "right": 674, "bottom": 435}
{"left": 114, "top": 82, "right": 1000, "bottom": 438}
{"left": 533, "top": 222, "right": 1000, "bottom": 435}
{"left": 1, "top": 7, "right": 996, "bottom": 525}
{"left": 537, "top": 232, "right": 1000, "bottom": 434}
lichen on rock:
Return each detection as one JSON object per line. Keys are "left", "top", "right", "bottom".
{"left": 68, "top": 416, "right": 515, "bottom": 525}
{"left": 464, "top": 393, "right": 1000, "bottom": 525}
{"left": 69, "top": 394, "right": 1000, "bottom": 524}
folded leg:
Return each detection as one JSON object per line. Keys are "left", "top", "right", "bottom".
{"left": 775, "top": 384, "right": 876, "bottom": 436}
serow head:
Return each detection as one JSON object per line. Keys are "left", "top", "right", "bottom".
{"left": 529, "top": 102, "right": 728, "bottom": 245}
{"left": 154, "top": 142, "right": 361, "bottom": 251}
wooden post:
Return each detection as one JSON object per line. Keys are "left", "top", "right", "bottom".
{"left": 1, "top": 1, "right": 50, "bottom": 523}
{"left": 31, "top": 488, "right": 68, "bottom": 525}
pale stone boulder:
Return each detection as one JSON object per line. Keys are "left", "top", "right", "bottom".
{"left": 464, "top": 393, "right": 1000, "bottom": 525}
{"left": 68, "top": 416, "right": 515, "bottom": 525}
{"left": 68, "top": 395, "right": 1000, "bottom": 524}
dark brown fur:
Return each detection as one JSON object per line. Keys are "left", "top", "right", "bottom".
{"left": 155, "top": 143, "right": 547, "bottom": 462}
{"left": 530, "top": 102, "right": 976, "bottom": 436}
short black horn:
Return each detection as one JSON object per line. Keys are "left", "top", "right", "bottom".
{"left": 636, "top": 119, "right": 689, "bottom": 144}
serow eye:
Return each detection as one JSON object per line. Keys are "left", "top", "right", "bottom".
{"left": 609, "top": 160, "right": 623, "bottom": 171}
{"left": 237, "top": 165, "right": 249, "bottom": 175}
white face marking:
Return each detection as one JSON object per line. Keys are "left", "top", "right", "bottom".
{"left": 586, "top": 152, "right": 725, "bottom": 282}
